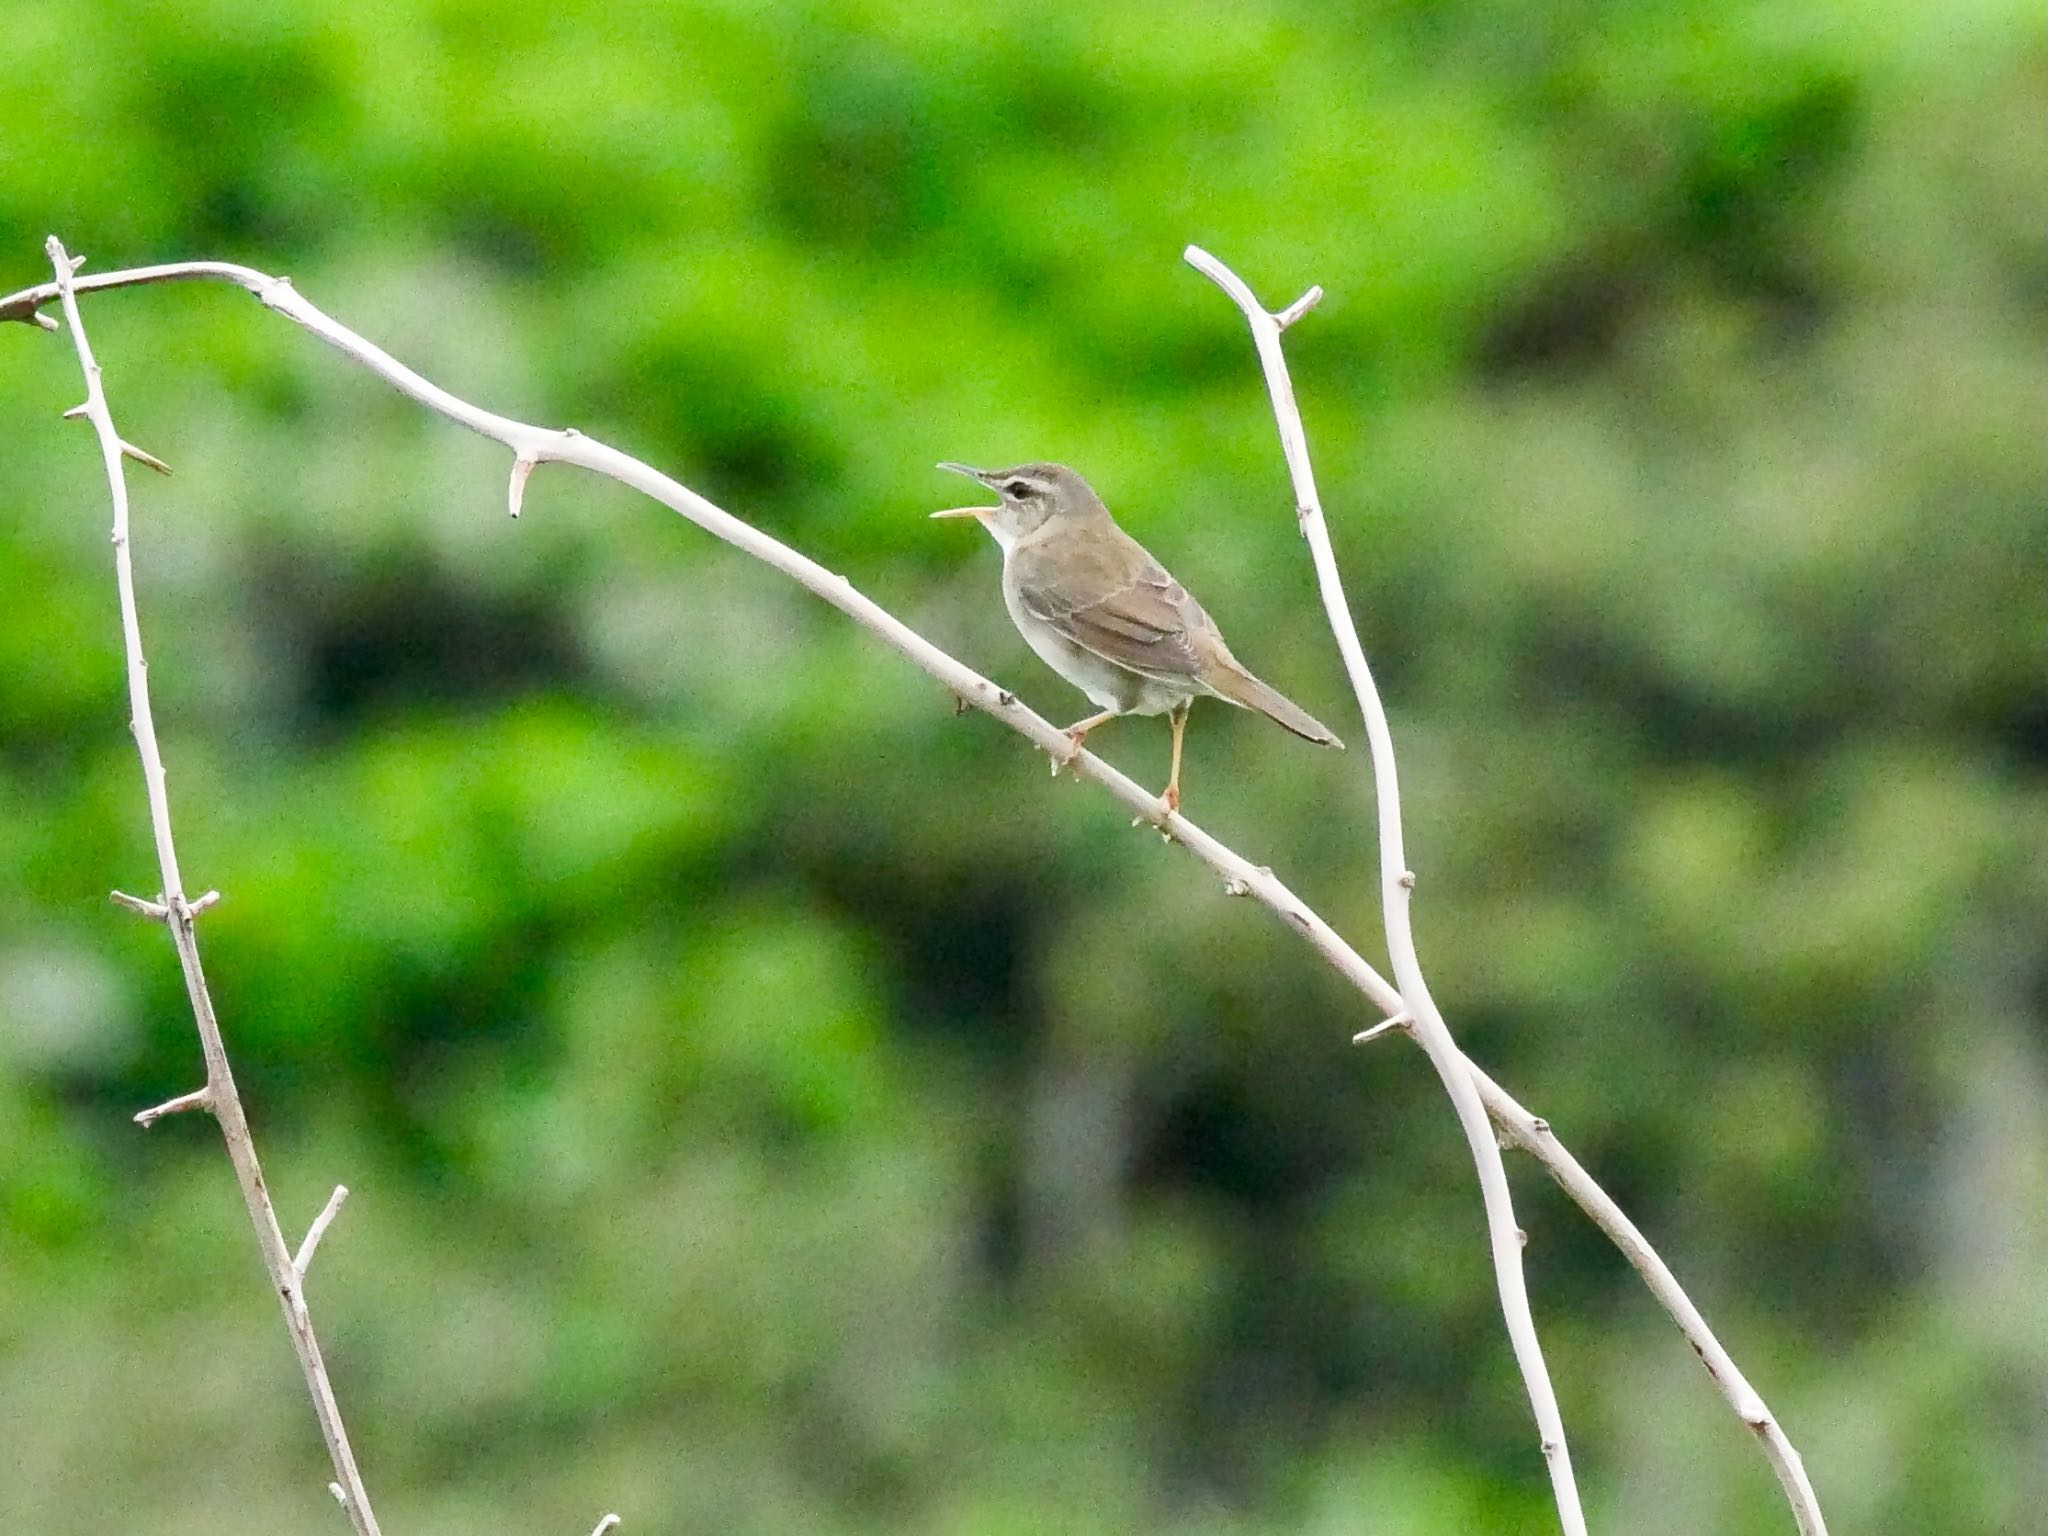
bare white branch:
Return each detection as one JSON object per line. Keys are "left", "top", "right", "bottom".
{"left": 11, "top": 244, "right": 1825, "bottom": 1536}
{"left": 1184, "top": 240, "right": 1590, "bottom": 1536}
{"left": 43, "top": 236, "right": 385, "bottom": 1536}
{"left": 134, "top": 1087, "right": 213, "bottom": 1128}
{"left": 1474, "top": 1064, "right": 1830, "bottom": 1533}
{"left": 588, "top": 1515, "right": 622, "bottom": 1536}
{"left": 294, "top": 1185, "right": 350, "bottom": 1281}
{"left": 1186, "top": 241, "right": 1828, "bottom": 1536}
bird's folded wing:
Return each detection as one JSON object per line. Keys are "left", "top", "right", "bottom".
{"left": 1013, "top": 544, "right": 1213, "bottom": 683}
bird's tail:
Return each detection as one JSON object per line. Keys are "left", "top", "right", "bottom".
{"left": 1207, "top": 663, "right": 1344, "bottom": 748}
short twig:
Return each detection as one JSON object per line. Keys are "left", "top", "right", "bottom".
{"left": 1351, "top": 1011, "right": 1412, "bottom": 1046}
{"left": 110, "top": 888, "right": 169, "bottom": 920}
{"left": 1274, "top": 285, "right": 1323, "bottom": 330}
{"left": 507, "top": 452, "right": 537, "bottom": 517}
{"left": 134, "top": 1087, "right": 213, "bottom": 1128}
{"left": 294, "top": 1185, "right": 350, "bottom": 1280}
{"left": 120, "top": 439, "right": 171, "bottom": 475}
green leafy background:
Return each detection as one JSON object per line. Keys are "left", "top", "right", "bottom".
{"left": 1, "top": 3, "right": 2043, "bottom": 1532}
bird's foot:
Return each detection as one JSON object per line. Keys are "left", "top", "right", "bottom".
{"left": 1051, "top": 726, "right": 1090, "bottom": 779}
{"left": 1052, "top": 712, "right": 1117, "bottom": 780}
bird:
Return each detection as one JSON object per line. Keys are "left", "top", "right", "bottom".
{"left": 930, "top": 460, "right": 1341, "bottom": 813}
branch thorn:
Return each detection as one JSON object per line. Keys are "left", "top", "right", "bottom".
{"left": 30, "top": 310, "right": 58, "bottom": 332}
{"left": 1351, "top": 1011, "right": 1412, "bottom": 1046}
{"left": 110, "top": 888, "right": 170, "bottom": 921}
{"left": 135, "top": 1087, "right": 213, "bottom": 1128}
{"left": 62, "top": 401, "right": 89, "bottom": 420}
{"left": 330, "top": 1483, "right": 348, "bottom": 1509}
{"left": 1274, "top": 285, "right": 1323, "bottom": 330}
{"left": 508, "top": 453, "right": 537, "bottom": 518}
{"left": 293, "top": 1184, "right": 350, "bottom": 1280}
{"left": 121, "top": 440, "right": 172, "bottom": 475}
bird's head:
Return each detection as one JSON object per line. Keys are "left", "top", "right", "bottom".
{"left": 930, "top": 461, "right": 1104, "bottom": 548}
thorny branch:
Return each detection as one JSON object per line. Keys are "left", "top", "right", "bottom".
{"left": 41, "top": 237, "right": 384, "bottom": 1536}
{"left": 9, "top": 241, "right": 1823, "bottom": 1534}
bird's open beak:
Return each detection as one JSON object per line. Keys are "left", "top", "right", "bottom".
{"left": 930, "top": 461, "right": 997, "bottom": 520}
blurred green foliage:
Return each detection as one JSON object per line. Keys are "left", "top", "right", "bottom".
{"left": 2, "top": 2, "right": 2044, "bottom": 1532}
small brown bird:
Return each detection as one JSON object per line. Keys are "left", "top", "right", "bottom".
{"left": 931, "top": 461, "right": 1341, "bottom": 811}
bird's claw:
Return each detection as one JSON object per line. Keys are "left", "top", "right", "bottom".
{"left": 1052, "top": 728, "right": 1090, "bottom": 780}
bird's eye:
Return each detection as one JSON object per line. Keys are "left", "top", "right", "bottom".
{"left": 1004, "top": 479, "right": 1033, "bottom": 498}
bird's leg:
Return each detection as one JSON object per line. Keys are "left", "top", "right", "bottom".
{"left": 1162, "top": 700, "right": 1190, "bottom": 813}
{"left": 1055, "top": 710, "right": 1118, "bottom": 776}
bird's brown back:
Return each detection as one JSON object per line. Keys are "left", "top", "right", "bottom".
{"left": 1009, "top": 516, "right": 1232, "bottom": 684}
